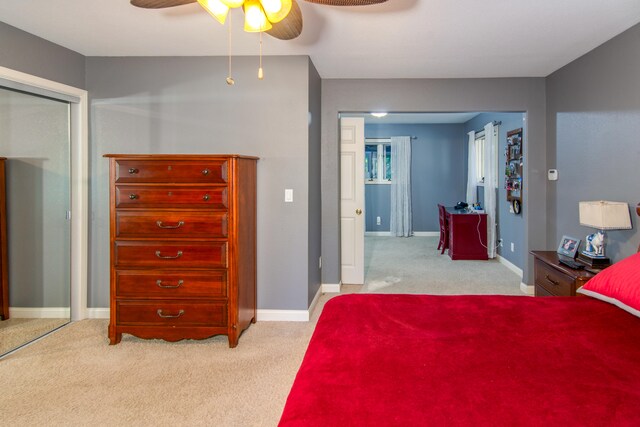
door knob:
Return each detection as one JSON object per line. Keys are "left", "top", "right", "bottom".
{"left": 355, "top": 209, "right": 362, "bottom": 215}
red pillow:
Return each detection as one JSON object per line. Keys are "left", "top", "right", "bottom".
{"left": 578, "top": 252, "right": 640, "bottom": 318}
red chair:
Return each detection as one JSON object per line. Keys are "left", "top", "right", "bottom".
{"left": 437, "top": 204, "right": 449, "bottom": 254}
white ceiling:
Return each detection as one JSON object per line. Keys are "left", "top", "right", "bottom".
{"left": 1, "top": 0, "right": 640, "bottom": 79}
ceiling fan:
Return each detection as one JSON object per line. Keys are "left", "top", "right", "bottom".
{"left": 131, "top": 0, "right": 388, "bottom": 40}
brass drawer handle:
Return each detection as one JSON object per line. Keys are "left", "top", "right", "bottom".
{"left": 545, "top": 275, "right": 560, "bottom": 286}
{"left": 157, "top": 309, "right": 184, "bottom": 319}
{"left": 202, "top": 168, "right": 210, "bottom": 176}
{"left": 156, "top": 220, "right": 184, "bottom": 229}
{"left": 156, "top": 279, "right": 184, "bottom": 289}
{"left": 155, "top": 250, "right": 183, "bottom": 259}
{"left": 203, "top": 194, "right": 210, "bottom": 201}
{"left": 128, "top": 168, "right": 139, "bottom": 174}
{"left": 129, "top": 194, "right": 138, "bottom": 200}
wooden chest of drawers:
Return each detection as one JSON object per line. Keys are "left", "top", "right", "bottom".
{"left": 105, "top": 154, "right": 257, "bottom": 347}
{"left": 530, "top": 251, "right": 594, "bottom": 296}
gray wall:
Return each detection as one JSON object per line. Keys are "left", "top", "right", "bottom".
{"left": 307, "top": 58, "right": 322, "bottom": 305}
{"left": 546, "top": 23, "right": 640, "bottom": 262}
{"left": 0, "top": 22, "right": 85, "bottom": 89}
{"left": 365, "top": 184, "right": 391, "bottom": 232}
{"left": 86, "top": 56, "right": 315, "bottom": 311}
{"left": 322, "top": 78, "right": 547, "bottom": 286}
{"left": 464, "top": 112, "right": 526, "bottom": 269}
{"left": 364, "top": 123, "right": 466, "bottom": 232}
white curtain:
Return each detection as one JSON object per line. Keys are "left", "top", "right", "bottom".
{"left": 466, "top": 131, "right": 477, "bottom": 205}
{"left": 390, "top": 136, "right": 412, "bottom": 237}
{"left": 483, "top": 122, "right": 497, "bottom": 258}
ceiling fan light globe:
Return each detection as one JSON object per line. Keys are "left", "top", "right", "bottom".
{"left": 243, "top": 0, "right": 272, "bottom": 32}
{"left": 220, "top": 0, "right": 245, "bottom": 8}
{"left": 197, "top": 0, "right": 230, "bottom": 24}
{"left": 260, "top": 0, "right": 291, "bottom": 23}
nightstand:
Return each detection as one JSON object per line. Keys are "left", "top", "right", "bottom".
{"left": 530, "top": 251, "right": 597, "bottom": 296}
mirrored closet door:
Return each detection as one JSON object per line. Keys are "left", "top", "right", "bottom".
{"left": 0, "top": 86, "right": 71, "bottom": 356}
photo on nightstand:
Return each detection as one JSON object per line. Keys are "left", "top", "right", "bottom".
{"left": 557, "top": 235, "right": 581, "bottom": 259}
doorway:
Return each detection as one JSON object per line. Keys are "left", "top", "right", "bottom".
{"left": 340, "top": 111, "right": 527, "bottom": 292}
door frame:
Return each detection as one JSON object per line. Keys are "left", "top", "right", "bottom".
{"left": 0, "top": 66, "right": 88, "bottom": 321}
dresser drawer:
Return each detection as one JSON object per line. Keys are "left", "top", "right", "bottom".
{"left": 115, "top": 241, "right": 227, "bottom": 269}
{"left": 116, "top": 301, "right": 227, "bottom": 326}
{"left": 115, "top": 185, "right": 227, "bottom": 209}
{"left": 115, "top": 159, "right": 228, "bottom": 184}
{"left": 116, "top": 211, "right": 228, "bottom": 238}
{"left": 535, "top": 284, "right": 554, "bottom": 297}
{"left": 534, "top": 260, "right": 574, "bottom": 296}
{"left": 116, "top": 270, "right": 227, "bottom": 298}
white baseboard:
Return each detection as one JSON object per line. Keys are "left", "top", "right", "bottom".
{"left": 86, "top": 307, "right": 315, "bottom": 323}
{"left": 83, "top": 307, "right": 314, "bottom": 322}
{"left": 307, "top": 285, "right": 322, "bottom": 320}
{"left": 365, "top": 231, "right": 391, "bottom": 236}
{"left": 257, "top": 284, "right": 324, "bottom": 322}
{"left": 322, "top": 283, "right": 341, "bottom": 293}
{"left": 497, "top": 255, "right": 523, "bottom": 278}
{"left": 366, "top": 231, "right": 439, "bottom": 237}
{"left": 9, "top": 307, "right": 71, "bottom": 318}
{"left": 87, "top": 308, "right": 109, "bottom": 319}
{"left": 82, "top": 284, "right": 339, "bottom": 323}
{"left": 520, "top": 282, "right": 534, "bottom": 295}
{"left": 412, "top": 231, "right": 440, "bottom": 237}
{"left": 257, "top": 309, "right": 310, "bottom": 322}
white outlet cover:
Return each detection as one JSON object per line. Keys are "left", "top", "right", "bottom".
{"left": 548, "top": 169, "right": 558, "bottom": 181}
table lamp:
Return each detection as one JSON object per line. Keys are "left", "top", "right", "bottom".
{"left": 578, "top": 200, "right": 632, "bottom": 267}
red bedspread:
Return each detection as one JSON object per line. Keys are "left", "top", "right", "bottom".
{"left": 279, "top": 294, "right": 640, "bottom": 426}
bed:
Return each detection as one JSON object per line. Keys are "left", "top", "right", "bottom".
{"left": 279, "top": 205, "right": 640, "bottom": 426}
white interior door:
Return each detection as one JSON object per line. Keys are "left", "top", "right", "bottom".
{"left": 340, "top": 117, "right": 365, "bottom": 284}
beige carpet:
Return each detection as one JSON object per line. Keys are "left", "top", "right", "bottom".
{"left": 363, "top": 236, "right": 525, "bottom": 295}
{"left": 0, "top": 237, "right": 526, "bottom": 426}
{"left": 0, "top": 288, "right": 361, "bottom": 427}
{"left": 0, "top": 318, "right": 69, "bottom": 356}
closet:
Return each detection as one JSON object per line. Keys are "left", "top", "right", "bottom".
{"left": 0, "top": 86, "right": 72, "bottom": 356}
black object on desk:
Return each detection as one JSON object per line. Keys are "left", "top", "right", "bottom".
{"left": 558, "top": 257, "right": 584, "bottom": 270}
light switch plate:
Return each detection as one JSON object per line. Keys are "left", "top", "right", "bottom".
{"left": 548, "top": 169, "right": 558, "bottom": 181}
{"left": 285, "top": 189, "right": 293, "bottom": 202}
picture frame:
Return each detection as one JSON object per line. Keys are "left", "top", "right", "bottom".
{"left": 557, "top": 235, "right": 581, "bottom": 258}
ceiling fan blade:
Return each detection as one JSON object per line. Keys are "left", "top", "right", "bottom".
{"left": 130, "top": 0, "right": 196, "bottom": 9}
{"left": 266, "top": 0, "right": 303, "bottom": 40}
{"left": 303, "top": 0, "right": 386, "bottom": 5}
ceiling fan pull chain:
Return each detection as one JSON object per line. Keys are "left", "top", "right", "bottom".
{"left": 226, "top": 11, "right": 235, "bottom": 85}
{"left": 258, "top": 31, "right": 264, "bottom": 80}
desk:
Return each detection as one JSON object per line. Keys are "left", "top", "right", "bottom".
{"left": 445, "top": 208, "right": 488, "bottom": 260}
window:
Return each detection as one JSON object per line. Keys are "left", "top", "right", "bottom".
{"left": 474, "top": 126, "right": 498, "bottom": 185}
{"left": 365, "top": 141, "right": 392, "bottom": 183}
{"left": 475, "top": 134, "right": 485, "bottom": 184}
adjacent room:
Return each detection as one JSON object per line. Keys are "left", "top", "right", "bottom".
{"left": 1, "top": 0, "right": 640, "bottom": 425}
{"left": 342, "top": 111, "right": 527, "bottom": 295}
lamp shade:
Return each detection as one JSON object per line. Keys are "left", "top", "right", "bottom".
{"left": 197, "top": 0, "right": 230, "bottom": 24}
{"left": 579, "top": 201, "right": 632, "bottom": 230}
{"left": 244, "top": 0, "right": 272, "bottom": 31}
{"left": 260, "top": 0, "right": 292, "bottom": 23}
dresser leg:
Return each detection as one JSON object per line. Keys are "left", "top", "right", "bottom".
{"left": 109, "top": 328, "right": 122, "bottom": 345}
{"left": 228, "top": 327, "right": 239, "bottom": 348}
